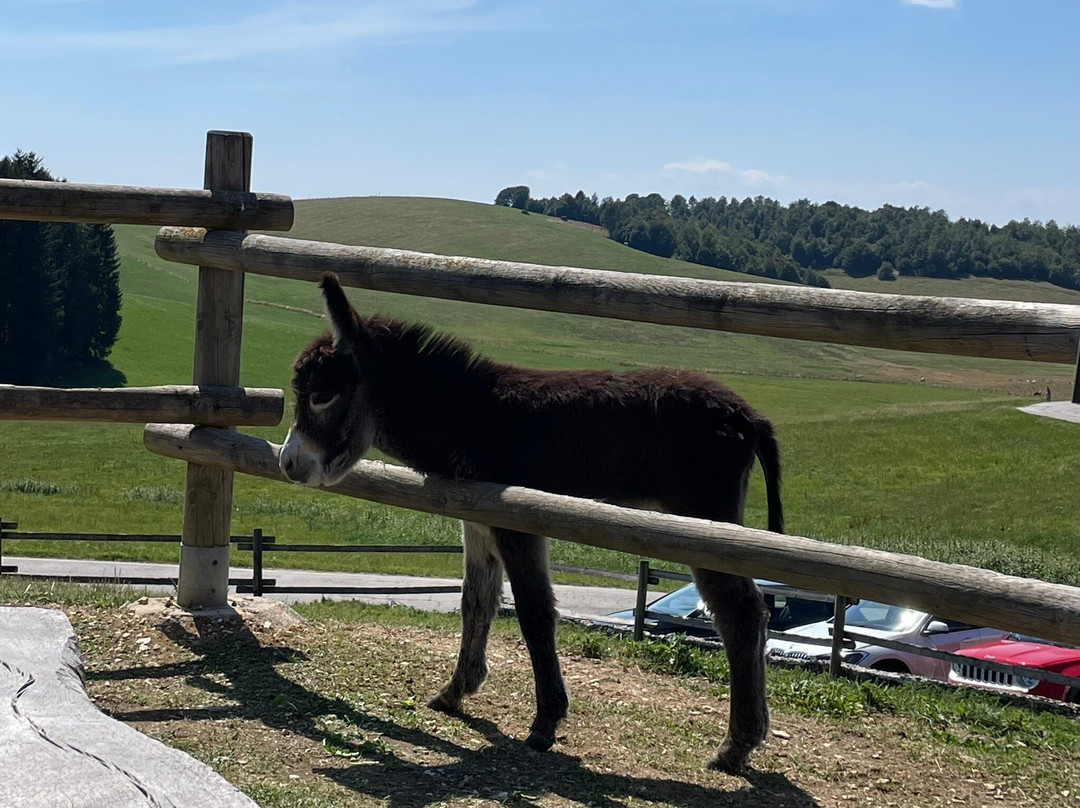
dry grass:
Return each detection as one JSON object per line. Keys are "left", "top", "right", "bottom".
{"left": 50, "top": 597, "right": 1078, "bottom": 808}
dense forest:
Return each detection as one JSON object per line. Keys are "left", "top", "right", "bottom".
{"left": 495, "top": 186, "right": 1080, "bottom": 291}
{"left": 0, "top": 151, "right": 122, "bottom": 383}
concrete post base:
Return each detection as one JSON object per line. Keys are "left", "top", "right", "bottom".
{"left": 176, "top": 543, "right": 231, "bottom": 608}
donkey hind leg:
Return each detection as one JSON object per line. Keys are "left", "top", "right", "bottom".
{"left": 495, "top": 528, "right": 569, "bottom": 752}
{"left": 692, "top": 568, "right": 770, "bottom": 773}
{"left": 429, "top": 521, "right": 504, "bottom": 714}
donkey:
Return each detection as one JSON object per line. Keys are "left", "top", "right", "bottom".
{"left": 280, "top": 273, "right": 784, "bottom": 773}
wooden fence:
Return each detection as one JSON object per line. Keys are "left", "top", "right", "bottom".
{"left": 1, "top": 129, "right": 1079, "bottom": 653}
{"left": 142, "top": 423, "right": 1080, "bottom": 648}
{"left": 155, "top": 227, "right": 1080, "bottom": 364}
{"left": 0, "top": 384, "right": 282, "bottom": 425}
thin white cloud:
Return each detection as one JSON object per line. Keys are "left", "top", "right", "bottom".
{"left": 738, "top": 168, "right": 790, "bottom": 186}
{"left": 664, "top": 158, "right": 732, "bottom": 173}
{"left": 898, "top": 180, "right": 931, "bottom": 189}
{"left": 902, "top": 0, "right": 959, "bottom": 9}
{"left": 663, "top": 158, "right": 789, "bottom": 187}
{"left": 0, "top": 0, "right": 503, "bottom": 64}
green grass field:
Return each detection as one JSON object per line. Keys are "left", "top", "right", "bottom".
{"left": 1, "top": 196, "right": 1077, "bottom": 585}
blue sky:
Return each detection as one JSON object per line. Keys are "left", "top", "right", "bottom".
{"left": 2, "top": 0, "right": 1077, "bottom": 225}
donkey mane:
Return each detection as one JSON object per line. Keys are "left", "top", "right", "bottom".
{"left": 368, "top": 315, "right": 493, "bottom": 375}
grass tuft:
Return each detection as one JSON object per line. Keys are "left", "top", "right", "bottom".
{"left": 124, "top": 485, "right": 184, "bottom": 504}
{"left": 0, "top": 478, "right": 76, "bottom": 496}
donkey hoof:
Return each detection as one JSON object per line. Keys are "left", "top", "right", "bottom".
{"left": 427, "top": 693, "right": 460, "bottom": 714}
{"left": 524, "top": 730, "right": 554, "bottom": 752}
{"left": 706, "top": 748, "right": 750, "bottom": 774}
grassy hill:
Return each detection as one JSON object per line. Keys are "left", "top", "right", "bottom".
{"left": 1, "top": 196, "right": 1078, "bottom": 586}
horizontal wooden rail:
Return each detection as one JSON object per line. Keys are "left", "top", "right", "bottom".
{"left": 232, "top": 542, "right": 462, "bottom": 553}
{"left": 0, "top": 384, "right": 283, "bottom": 426}
{"left": 0, "top": 530, "right": 274, "bottom": 543}
{"left": 143, "top": 423, "right": 1080, "bottom": 647}
{"left": 0, "top": 179, "right": 293, "bottom": 230}
{"left": 154, "top": 228, "right": 1080, "bottom": 364}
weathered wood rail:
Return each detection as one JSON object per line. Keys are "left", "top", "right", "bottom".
{"left": 154, "top": 228, "right": 1080, "bottom": 364}
{"left": 144, "top": 424, "right": 1080, "bottom": 649}
{"left": 0, "top": 178, "right": 293, "bottom": 230}
{"left": 0, "top": 384, "right": 283, "bottom": 426}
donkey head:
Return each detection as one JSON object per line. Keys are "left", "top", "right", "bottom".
{"left": 280, "top": 274, "right": 376, "bottom": 487}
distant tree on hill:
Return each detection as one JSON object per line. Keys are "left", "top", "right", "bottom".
{"left": 494, "top": 185, "right": 530, "bottom": 210}
{"left": 496, "top": 183, "right": 1080, "bottom": 291}
{"left": 0, "top": 151, "right": 122, "bottom": 383}
{"left": 877, "top": 261, "right": 898, "bottom": 281}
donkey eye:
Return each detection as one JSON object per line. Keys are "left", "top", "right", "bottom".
{"left": 309, "top": 392, "right": 340, "bottom": 412}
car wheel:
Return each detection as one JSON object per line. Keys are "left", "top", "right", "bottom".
{"left": 870, "top": 659, "right": 910, "bottom": 674}
{"left": 1066, "top": 687, "right": 1080, "bottom": 704}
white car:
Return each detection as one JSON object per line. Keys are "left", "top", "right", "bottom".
{"left": 765, "top": 599, "right": 1009, "bottom": 681}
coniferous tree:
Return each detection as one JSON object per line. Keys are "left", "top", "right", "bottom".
{"left": 0, "top": 151, "right": 123, "bottom": 383}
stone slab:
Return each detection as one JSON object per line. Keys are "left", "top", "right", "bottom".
{"left": 0, "top": 606, "right": 259, "bottom": 808}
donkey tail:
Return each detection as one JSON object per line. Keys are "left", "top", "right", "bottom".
{"left": 753, "top": 418, "right": 784, "bottom": 534}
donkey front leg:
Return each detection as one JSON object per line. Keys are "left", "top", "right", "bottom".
{"left": 429, "top": 521, "right": 504, "bottom": 713}
{"left": 495, "top": 528, "right": 569, "bottom": 751}
{"left": 692, "top": 568, "right": 770, "bottom": 773}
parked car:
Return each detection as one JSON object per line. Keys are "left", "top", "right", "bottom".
{"left": 948, "top": 633, "right": 1080, "bottom": 703}
{"left": 765, "top": 599, "right": 1009, "bottom": 681}
{"left": 600, "top": 580, "right": 835, "bottom": 638}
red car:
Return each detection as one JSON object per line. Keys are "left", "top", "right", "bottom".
{"left": 949, "top": 632, "right": 1080, "bottom": 703}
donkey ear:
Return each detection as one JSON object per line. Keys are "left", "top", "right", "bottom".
{"left": 320, "top": 273, "right": 365, "bottom": 352}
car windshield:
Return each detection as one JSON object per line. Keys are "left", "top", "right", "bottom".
{"left": 844, "top": 600, "right": 924, "bottom": 632}
{"left": 647, "top": 585, "right": 705, "bottom": 617}
{"left": 1007, "top": 632, "right": 1077, "bottom": 650}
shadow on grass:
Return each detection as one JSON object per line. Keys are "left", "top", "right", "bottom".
{"left": 88, "top": 612, "right": 820, "bottom": 808}
{"left": 320, "top": 732, "right": 821, "bottom": 808}
{"left": 44, "top": 357, "right": 127, "bottom": 387}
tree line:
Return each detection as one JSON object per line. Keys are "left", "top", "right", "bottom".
{"left": 496, "top": 186, "right": 1080, "bottom": 291}
{"left": 0, "top": 151, "right": 122, "bottom": 384}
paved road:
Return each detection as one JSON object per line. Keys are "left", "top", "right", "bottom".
{"left": 3, "top": 556, "right": 651, "bottom": 622}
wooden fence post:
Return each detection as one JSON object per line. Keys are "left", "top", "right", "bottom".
{"left": 829, "top": 596, "right": 849, "bottom": 677}
{"left": 634, "top": 559, "right": 651, "bottom": 641}
{"left": 177, "top": 131, "right": 252, "bottom": 608}
{"left": 1072, "top": 341, "right": 1080, "bottom": 405}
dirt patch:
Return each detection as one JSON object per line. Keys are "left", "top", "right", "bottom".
{"left": 125, "top": 594, "right": 308, "bottom": 631}
{"left": 62, "top": 606, "right": 1077, "bottom": 808}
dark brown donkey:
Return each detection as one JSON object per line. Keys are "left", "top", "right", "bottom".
{"left": 280, "top": 273, "right": 784, "bottom": 772}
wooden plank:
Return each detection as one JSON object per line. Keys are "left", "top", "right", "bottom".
{"left": 230, "top": 543, "right": 463, "bottom": 553}
{"left": 143, "top": 423, "right": 1080, "bottom": 648}
{"left": 154, "top": 228, "right": 1080, "bottom": 364}
{"left": 4, "top": 532, "right": 180, "bottom": 542}
{"left": 0, "top": 178, "right": 292, "bottom": 230}
{"left": 0, "top": 384, "right": 283, "bottom": 425}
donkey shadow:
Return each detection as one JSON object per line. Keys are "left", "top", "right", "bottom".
{"left": 89, "top": 610, "right": 473, "bottom": 763}
{"left": 87, "top": 610, "right": 820, "bottom": 808}
{"left": 322, "top": 711, "right": 821, "bottom": 808}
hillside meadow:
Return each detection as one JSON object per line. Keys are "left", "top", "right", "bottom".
{"left": 1, "top": 197, "right": 1078, "bottom": 585}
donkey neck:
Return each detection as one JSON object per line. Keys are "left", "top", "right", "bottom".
{"left": 366, "top": 319, "right": 496, "bottom": 477}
